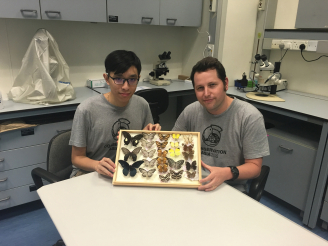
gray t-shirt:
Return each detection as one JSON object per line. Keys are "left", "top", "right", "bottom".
{"left": 69, "top": 94, "right": 153, "bottom": 176}
{"left": 172, "top": 98, "right": 270, "bottom": 191}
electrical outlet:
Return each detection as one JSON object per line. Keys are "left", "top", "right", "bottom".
{"left": 271, "top": 39, "right": 281, "bottom": 49}
{"left": 258, "top": 0, "right": 266, "bottom": 11}
{"left": 206, "top": 44, "right": 214, "bottom": 57}
{"left": 292, "top": 40, "right": 308, "bottom": 50}
{"left": 282, "top": 40, "right": 293, "bottom": 50}
{"left": 307, "top": 41, "right": 318, "bottom": 51}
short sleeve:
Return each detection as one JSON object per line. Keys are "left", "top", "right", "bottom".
{"left": 69, "top": 107, "right": 88, "bottom": 147}
{"left": 242, "top": 115, "right": 270, "bottom": 159}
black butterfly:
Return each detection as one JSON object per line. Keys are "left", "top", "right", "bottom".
{"left": 121, "top": 147, "right": 142, "bottom": 161}
{"left": 118, "top": 160, "right": 144, "bottom": 177}
{"left": 122, "top": 132, "right": 143, "bottom": 146}
{"left": 186, "top": 161, "right": 197, "bottom": 171}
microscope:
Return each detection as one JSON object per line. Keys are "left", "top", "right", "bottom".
{"left": 149, "top": 51, "right": 171, "bottom": 86}
{"left": 253, "top": 54, "right": 286, "bottom": 95}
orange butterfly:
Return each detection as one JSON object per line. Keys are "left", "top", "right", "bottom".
{"left": 157, "top": 157, "right": 167, "bottom": 164}
{"left": 158, "top": 133, "right": 170, "bottom": 142}
{"left": 158, "top": 149, "right": 168, "bottom": 158}
{"left": 156, "top": 141, "right": 168, "bottom": 149}
{"left": 157, "top": 163, "right": 168, "bottom": 173}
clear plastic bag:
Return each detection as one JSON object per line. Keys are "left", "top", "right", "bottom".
{"left": 8, "top": 28, "right": 75, "bottom": 104}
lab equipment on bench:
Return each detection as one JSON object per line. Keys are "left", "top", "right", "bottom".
{"left": 149, "top": 51, "right": 171, "bottom": 86}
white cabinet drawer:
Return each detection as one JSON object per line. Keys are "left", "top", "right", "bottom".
{"left": 0, "top": 144, "right": 48, "bottom": 172}
{"left": 264, "top": 134, "right": 317, "bottom": 210}
{"left": 0, "top": 163, "right": 46, "bottom": 191}
{"left": 0, "top": 120, "right": 72, "bottom": 152}
{"left": 0, "top": 184, "right": 40, "bottom": 210}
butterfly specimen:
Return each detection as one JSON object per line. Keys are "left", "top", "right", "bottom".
{"left": 158, "top": 133, "right": 170, "bottom": 142}
{"left": 186, "top": 171, "right": 196, "bottom": 179}
{"left": 157, "top": 157, "right": 167, "bottom": 165}
{"left": 156, "top": 141, "right": 168, "bottom": 149}
{"left": 170, "top": 170, "right": 184, "bottom": 180}
{"left": 143, "top": 158, "right": 157, "bottom": 167}
{"left": 186, "top": 161, "right": 197, "bottom": 171}
{"left": 183, "top": 144, "right": 194, "bottom": 152}
{"left": 140, "top": 139, "right": 155, "bottom": 149}
{"left": 158, "top": 150, "right": 168, "bottom": 158}
{"left": 170, "top": 142, "right": 179, "bottom": 148}
{"left": 172, "top": 134, "right": 180, "bottom": 140}
{"left": 143, "top": 132, "right": 156, "bottom": 141}
{"left": 157, "top": 163, "right": 168, "bottom": 173}
{"left": 139, "top": 168, "right": 156, "bottom": 178}
{"left": 167, "top": 158, "right": 184, "bottom": 169}
{"left": 183, "top": 135, "right": 194, "bottom": 145}
{"left": 122, "top": 132, "right": 143, "bottom": 146}
{"left": 141, "top": 149, "right": 156, "bottom": 158}
{"left": 121, "top": 147, "right": 142, "bottom": 161}
{"left": 159, "top": 173, "right": 170, "bottom": 182}
{"left": 118, "top": 160, "right": 144, "bottom": 177}
{"left": 168, "top": 148, "right": 181, "bottom": 157}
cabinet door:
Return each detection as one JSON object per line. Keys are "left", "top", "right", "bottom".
{"left": 295, "top": 0, "right": 328, "bottom": 29}
{"left": 40, "top": 0, "right": 106, "bottom": 22}
{"left": 0, "top": 0, "right": 40, "bottom": 19}
{"left": 264, "top": 134, "right": 317, "bottom": 211}
{"left": 159, "top": 0, "right": 202, "bottom": 27}
{"left": 107, "top": 0, "right": 159, "bottom": 25}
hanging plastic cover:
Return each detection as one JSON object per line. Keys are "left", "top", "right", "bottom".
{"left": 8, "top": 28, "right": 75, "bottom": 104}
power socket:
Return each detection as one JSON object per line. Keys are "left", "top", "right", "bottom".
{"left": 271, "top": 39, "right": 281, "bottom": 49}
{"left": 282, "top": 40, "right": 292, "bottom": 50}
{"left": 307, "top": 41, "right": 318, "bottom": 51}
{"left": 206, "top": 44, "right": 214, "bottom": 57}
{"left": 292, "top": 40, "right": 308, "bottom": 50}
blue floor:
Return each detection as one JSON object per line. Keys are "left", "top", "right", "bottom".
{"left": 0, "top": 192, "right": 327, "bottom": 245}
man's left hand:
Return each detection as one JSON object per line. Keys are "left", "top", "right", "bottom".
{"left": 143, "top": 123, "right": 161, "bottom": 131}
{"left": 198, "top": 161, "right": 232, "bottom": 192}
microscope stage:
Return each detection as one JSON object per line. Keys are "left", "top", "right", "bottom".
{"left": 149, "top": 79, "right": 171, "bottom": 86}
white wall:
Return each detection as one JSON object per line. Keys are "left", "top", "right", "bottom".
{"left": 271, "top": 0, "right": 328, "bottom": 97}
{"left": 0, "top": 18, "right": 185, "bottom": 99}
{"left": 216, "top": 0, "right": 259, "bottom": 85}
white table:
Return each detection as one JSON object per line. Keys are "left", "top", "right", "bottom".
{"left": 38, "top": 172, "right": 328, "bottom": 246}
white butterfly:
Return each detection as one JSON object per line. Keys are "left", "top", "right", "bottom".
{"left": 183, "top": 135, "right": 194, "bottom": 145}
{"left": 143, "top": 132, "right": 156, "bottom": 141}
{"left": 140, "top": 139, "right": 155, "bottom": 149}
{"left": 141, "top": 149, "right": 156, "bottom": 158}
{"left": 143, "top": 158, "right": 157, "bottom": 167}
{"left": 139, "top": 168, "right": 156, "bottom": 178}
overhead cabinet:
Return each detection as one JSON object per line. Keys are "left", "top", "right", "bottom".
{"left": 107, "top": 0, "right": 203, "bottom": 27}
{"left": 295, "top": 0, "right": 328, "bottom": 29}
{"left": 0, "top": 0, "right": 41, "bottom": 19}
{"left": 40, "top": 0, "right": 107, "bottom": 22}
{"left": 107, "top": 0, "right": 160, "bottom": 25}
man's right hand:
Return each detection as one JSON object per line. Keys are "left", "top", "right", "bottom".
{"left": 95, "top": 157, "right": 116, "bottom": 178}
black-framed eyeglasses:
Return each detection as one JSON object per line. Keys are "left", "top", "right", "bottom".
{"left": 108, "top": 74, "right": 139, "bottom": 85}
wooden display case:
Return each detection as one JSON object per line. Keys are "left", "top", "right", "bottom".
{"left": 113, "top": 130, "right": 201, "bottom": 188}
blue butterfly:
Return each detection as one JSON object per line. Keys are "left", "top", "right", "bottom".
{"left": 118, "top": 160, "right": 144, "bottom": 177}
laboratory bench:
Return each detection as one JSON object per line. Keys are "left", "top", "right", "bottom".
{"left": 1, "top": 84, "right": 328, "bottom": 230}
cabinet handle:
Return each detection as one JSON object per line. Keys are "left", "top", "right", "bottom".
{"left": 279, "top": 145, "right": 293, "bottom": 152}
{"left": 142, "top": 17, "right": 153, "bottom": 23}
{"left": 166, "top": 18, "right": 177, "bottom": 25}
{"left": 0, "top": 158, "right": 4, "bottom": 162}
{"left": 0, "top": 177, "right": 7, "bottom": 182}
{"left": 0, "top": 196, "right": 10, "bottom": 202}
{"left": 20, "top": 9, "right": 37, "bottom": 16}
{"left": 45, "top": 11, "right": 61, "bottom": 18}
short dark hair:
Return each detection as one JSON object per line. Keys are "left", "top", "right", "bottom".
{"left": 190, "top": 57, "right": 226, "bottom": 88}
{"left": 105, "top": 50, "right": 141, "bottom": 75}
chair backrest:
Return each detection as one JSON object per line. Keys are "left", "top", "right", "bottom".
{"left": 248, "top": 165, "right": 270, "bottom": 201}
{"left": 47, "top": 130, "right": 72, "bottom": 180}
{"left": 134, "top": 88, "right": 169, "bottom": 124}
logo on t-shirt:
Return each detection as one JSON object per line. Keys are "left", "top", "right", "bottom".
{"left": 111, "top": 118, "right": 130, "bottom": 140}
{"left": 202, "top": 124, "right": 223, "bottom": 147}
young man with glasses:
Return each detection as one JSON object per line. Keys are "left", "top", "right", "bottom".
{"left": 69, "top": 50, "right": 161, "bottom": 178}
